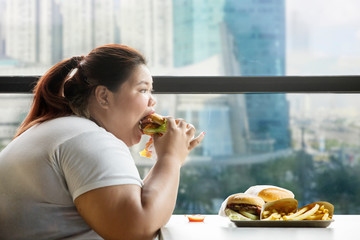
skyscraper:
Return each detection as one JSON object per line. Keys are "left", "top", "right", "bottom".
{"left": 5, "top": 0, "right": 38, "bottom": 63}
{"left": 59, "top": 0, "right": 115, "bottom": 59}
{"left": 119, "top": 0, "right": 173, "bottom": 69}
{"left": 223, "top": 0, "right": 290, "bottom": 151}
{"left": 223, "top": 0, "right": 286, "bottom": 76}
{"left": 0, "top": 0, "right": 6, "bottom": 57}
{"left": 173, "top": 0, "right": 224, "bottom": 67}
{"left": 93, "top": 0, "right": 115, "bottom": 47}
{"left": 39, "top": 0, "right": 62, "bottom": 65}
{"left": 4, "top": 0, "right": 62, "bottom": 65}
{"left": 171, "top": 0, "right": 250, "bottom": 157}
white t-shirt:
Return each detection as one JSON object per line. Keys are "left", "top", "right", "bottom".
{"left": 0, "top": 116, "right": 144, "bottom": 239}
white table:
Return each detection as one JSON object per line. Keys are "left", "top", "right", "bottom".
{"left": 159, "top": 215, "right": 359, "bottom": 240}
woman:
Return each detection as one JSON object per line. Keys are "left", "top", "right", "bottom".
{"left": 0, "top": 44, "right": 204, "bottom": 239}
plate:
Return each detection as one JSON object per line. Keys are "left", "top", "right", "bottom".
{"left": 231, "top": 219, "right": 334, "bottom": 228}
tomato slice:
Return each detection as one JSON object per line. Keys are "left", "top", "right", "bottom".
{"left": 187, "top": 215, "right": 205, "bottom": 222}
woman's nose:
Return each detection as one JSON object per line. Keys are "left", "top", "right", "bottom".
{"left": 149, "top": 94, "right": 156, "bottom": 107}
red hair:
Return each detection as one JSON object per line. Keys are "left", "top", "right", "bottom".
{"left": 14, "top": 57, "right": 82, "bottom": 137}
{"left": 15, "top": 44, "right": 146, "bottom": 138}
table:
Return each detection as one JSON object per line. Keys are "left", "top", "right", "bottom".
{"left": 159, "top": 215, "right": 359, "bottom": 240}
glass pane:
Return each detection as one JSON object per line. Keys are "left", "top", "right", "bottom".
{"left": 2, "top": 93, "right": 360, "bottom": 214}
{"left": 131, "top": 93, "right": 360, "bottom": 214}
{"left": 0, "top": 94, "right": 32, "bottom": 148}
{"left": 0, "top": 0, "right": 359, "bottom": 76}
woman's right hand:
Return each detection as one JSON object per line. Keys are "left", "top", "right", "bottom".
{"left": 153, "top": 117, "right": 204, "bottom": 165}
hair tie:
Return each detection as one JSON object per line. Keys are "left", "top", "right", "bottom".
{"left": 71, "top": 56, "right": 89, "bottom": 85}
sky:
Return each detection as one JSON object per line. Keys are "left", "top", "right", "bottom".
{"left": 286, "top": 0, "right": 360, "bottom": 75}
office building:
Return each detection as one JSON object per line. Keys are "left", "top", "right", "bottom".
{"left": 3, "top": 0, "right": 62, "bottom": 65}
{"left": 59, "top": 0, "right": 116, "bottom": 58}
{"left": 38, "top": 0, "right": 62, "bottom": 65}
{"left": 0, "top": 0, "right": 6, "bottom": 57}
{"left": 173, "top": 0, "right": 224, "bottom": 68}
{"left": 119, "top": 0, "right": 173, "bottom": 69}
{"left": 4, "top": 0, "right": 38, "bottom": 63}
{"left": 223, "top": 0, "right": 291, "bottom": 151}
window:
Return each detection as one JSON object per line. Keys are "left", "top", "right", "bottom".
{"left": 1, "top": 0, "right": 360, "bottom": 214}
{"left": 132, "top": 93, "right": 360, "bottom": 214}
{"left": 1, "top": 0, "right": 359, "bottom": 76}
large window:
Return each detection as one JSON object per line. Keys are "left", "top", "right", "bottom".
{"left": 1, "top": 0, "right": 360, "bottom": 215}
{"left": 0, "top": 0, "right": 359, "bottom": 76}
{"left": 2, "top": 92, "right": 360, "bottom": 214}
{"left": 132, "top": 93, "right": 360, "bottom": 214}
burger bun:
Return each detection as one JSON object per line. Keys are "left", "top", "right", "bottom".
{"left": 227, "top": 193, "right": 265, "bottom": 207}
{"left": 245, "top": 185, "right": 294, "bottom": 202}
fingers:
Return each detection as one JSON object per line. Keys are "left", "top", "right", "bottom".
{"left": 174, "top": 119, "right": 200, "bottom": 140}
{"left": 166, "top": 117, "right": 204, "bottom": 150}
{"left": 177, "top": 119, "right": 187, "bottom": 130}
{"left": 176, "top": 120, "right": 196, "bottom": 139}
{"left": 175, "top": 118, "right": 182, "bottom": 125}
{"left": 167, "top": 117, "right": 176, "bottom": 127}
{"left": 189, "top": 132, "right": 205, "bottom": 151}
{"left": 186, "top": 124, "right": 196, "bottom": 138}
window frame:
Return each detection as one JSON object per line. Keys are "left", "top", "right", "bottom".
{"left": 1, "top": 75, "right": 360, "bottom": 93}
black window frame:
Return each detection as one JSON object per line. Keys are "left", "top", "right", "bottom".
{"left": 1, "top": 75, "right": 360, "bottom": 93}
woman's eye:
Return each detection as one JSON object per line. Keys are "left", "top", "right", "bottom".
{"left": 140, "top": 88, "right": 153, "bottom": 94}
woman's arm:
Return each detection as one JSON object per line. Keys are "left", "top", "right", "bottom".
{"left": 74, "top": 156, "right": 181, "bottom": 240}
{"left": 74, "top": 118, "right": 204, "bottom": 240}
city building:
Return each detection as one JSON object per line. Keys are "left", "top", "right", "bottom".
{"left": 223, "top": 0, "right": 291, "bottom": 152}
{"left": 0, "top": 0, "right": 6, "bottom": 57}
{"left": 173, "top": 0, "right": 224, "bottom": 68}
{"left": 4, "top": 0, "right": 38, "bottom": 63}
{"left": 3, "top": 0, "right": 62, "bottom": 65}
{"left": 60, "top": 0, "right": 116, "bottom": 59}
{"left": 119, "top": 0, "right": 173, "bottom": 70}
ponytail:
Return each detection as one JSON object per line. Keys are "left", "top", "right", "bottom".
{"left": 15, "top": 56, "right": 84, "bottom": 138}
{"left": 15, "top": 44, "right": 146, "bottom": 138}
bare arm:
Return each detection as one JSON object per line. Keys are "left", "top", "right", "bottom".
{"left": 74, "top": 118, "right": 204, "bottom": 240}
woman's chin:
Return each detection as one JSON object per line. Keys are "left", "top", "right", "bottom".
{"left": 132, "top": 128, "right": 143, "bottom": 145}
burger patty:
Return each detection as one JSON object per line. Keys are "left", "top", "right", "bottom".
{"left": 140, "top": 117, "right": 161, "bottom": 130}
{"left": 227, "top": 203, "right": 262, "bottom": 215}
{"left": 140, "top": 122, "right": 159, "bottom": 129}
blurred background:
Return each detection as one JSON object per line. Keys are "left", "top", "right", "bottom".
{"left": 1, "top": 0, "right": 360, "bottom": 214}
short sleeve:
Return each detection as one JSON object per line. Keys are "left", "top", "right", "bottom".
{"left": 55, "top": 130, "right": 144, "bottom": 201}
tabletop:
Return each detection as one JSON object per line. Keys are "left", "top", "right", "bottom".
{"left": 159, "top": 214, "right": 359, "bottom": 240}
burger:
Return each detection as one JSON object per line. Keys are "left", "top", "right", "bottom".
{"left": 139, "top": 113, "right": 167, "bottom": 135}
{"left": 224, "top": 193, "right": 265, "bottom": 220}
{"left": 244, "top": 185, "right": 294, "bottom": 203}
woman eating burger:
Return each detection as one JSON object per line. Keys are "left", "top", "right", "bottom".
{"left": 0, "top": 44, "right": 204, "bottom": 240}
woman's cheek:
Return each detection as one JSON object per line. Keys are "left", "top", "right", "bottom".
{"left": 139, "top": 95, "right": 150, "bottom": 108}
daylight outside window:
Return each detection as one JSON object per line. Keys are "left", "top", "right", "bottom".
{"left": 0, "top": 0, "right": 360, "bottom": 214}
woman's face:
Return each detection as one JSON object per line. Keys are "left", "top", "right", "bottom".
{"left": 104, "top": 64, "right": 156, "bottom": 146}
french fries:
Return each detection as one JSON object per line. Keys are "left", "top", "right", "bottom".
{"left": 282, "top": 207, "right": 308, "bottom": 220}
{"left": 289, "top": 204, "right": 320, "bottom": 220}
{"left": 262, "top": 203, "right": 332, "bottom": 221}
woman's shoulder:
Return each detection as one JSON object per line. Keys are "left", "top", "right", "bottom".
{"left": 37, "top": 116, "right": 98, "bottom": 133}
{"left": 48, "top": 116, "right": 98, "bottom": 129}
{"left": 48, "top": 116, "right": 126, "bottom": 147}
{"left": 28, "top": 116, "right": 106, "bottom": 144}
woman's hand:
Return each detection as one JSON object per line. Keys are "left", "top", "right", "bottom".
{"left": 152, "top": 117, "right": 204, "bottom": 165}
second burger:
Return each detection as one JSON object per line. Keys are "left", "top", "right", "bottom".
{"left": 224, "top": 193, "right": 265, "bottom": 220}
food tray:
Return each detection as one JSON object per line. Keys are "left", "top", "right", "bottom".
{"left": 231, "top": 219, "right": 334, "bottom": 228}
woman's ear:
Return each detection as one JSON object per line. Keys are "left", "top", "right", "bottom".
{"left": 94, "top": 85, "right": 110, "bottom": 109}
